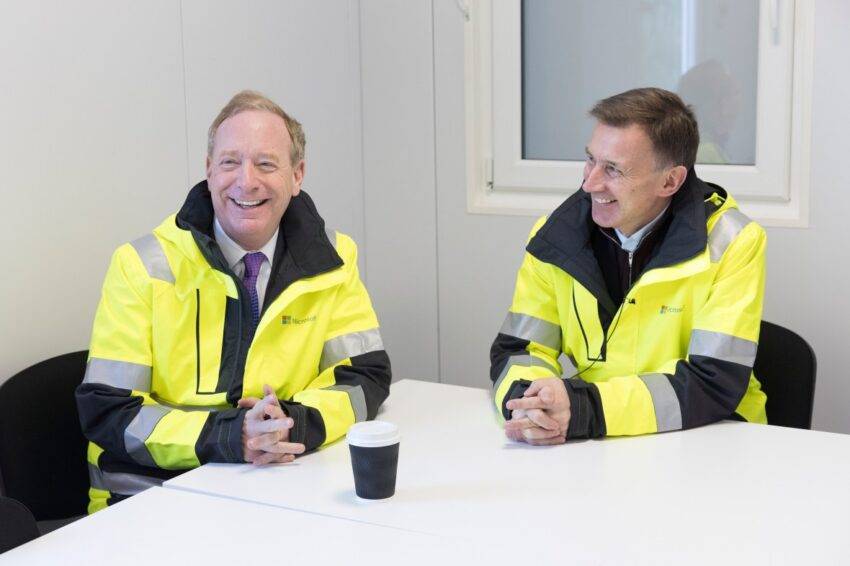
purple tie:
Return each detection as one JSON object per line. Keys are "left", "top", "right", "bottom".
{"left": 242, "top": 252, "right": 266, "bottom": 327}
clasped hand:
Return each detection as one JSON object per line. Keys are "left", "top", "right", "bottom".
{"left": 239, "top": 384, "right": 306, "bottom": 465}
{"left": 503, "top": 378, "right": 571, "bottom": 446}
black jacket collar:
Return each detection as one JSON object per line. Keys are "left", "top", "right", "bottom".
{"left": 175, "top": 181, "right": 343, "bottom": 298}
{"left": 526, "top": 169, "right": 723, "bottom": 313}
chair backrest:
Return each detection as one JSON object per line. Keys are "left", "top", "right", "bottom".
{"left": 0, "top": 496, "right": 40, "bottom": 554}
{"left": 0, "top": 351, "right": 90, "bottom": 520}
{"left": 753, "top": 321, "right": 816, "bottom": 429}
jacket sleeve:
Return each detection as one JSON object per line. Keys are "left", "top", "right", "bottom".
{"left": 76, "top": 242, "right": 247, "bottom": 470}
{"left": 280, "top": 233, "right": 391, "bottom": 451}
{"left": 490, "top": 217, "right": 563, "bottom": 419}
{"left": 569, "top": 211, "right": 767, "bottom": 438}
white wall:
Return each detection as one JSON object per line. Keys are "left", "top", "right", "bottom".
{"left": 0, "top": 1, "right": 365, "bottom": 381}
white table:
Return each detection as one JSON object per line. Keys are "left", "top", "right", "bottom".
{"left": 163, "top": 379, "right": 850, "bottom": 564}
{"left": 0, "top": 487, "right": 522, "bottom": 565}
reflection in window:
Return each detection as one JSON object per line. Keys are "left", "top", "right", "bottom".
{"left": 522, "top": 0, "right": 758, "bottom": 165}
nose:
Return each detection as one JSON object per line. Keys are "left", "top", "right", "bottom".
{"left": 582, "top": 162, "right": 604, "bottom": 193}
{"left": 237, "top": 162, "right": 259, "bottom": 190}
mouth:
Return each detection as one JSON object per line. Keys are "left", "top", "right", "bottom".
{"left": 229, "top": 197, "right": 269, "bottom": 209}
{"left": 593, "top": 197, "right": 617, "bottom": 204}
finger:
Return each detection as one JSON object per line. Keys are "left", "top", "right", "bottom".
{"left": 505, "top": 428, "right": 524, "bottom": 442}
{"left": 522, "top": 426, "right": 562, "bottom": 441}
{"left": 247, "top": 431, "right": 285, "bottom": 451}
{"left": 237, "top": 397, "right": 261, "bottom": 409}
{"left": 245, "top": 396, "right": 272, "bottom": 419}
{"left": 263, "top": 384, "right": 275, "bottom": 398}
{"left": 250, "top": 417, "right": 294, "bottom": 434}
{"left": 538, "top": 387, "right": 555, "bottom": 405}
{"left": 252, "top": 452, "right": 296, "bottom": 466}
{"left": 506, "top": 396, "right": 549, "bottom": 411}
{"left": 527, "top": 435, "right": 566, "bottom": 446}
{"left": 264, "top": 403, "right": 287, "bottom": 420}
{"left": 258, "top": 441, "right": 306, "bottom": 455}
{"left": 524, "top": 408, "right": 560, "bottom": 431}
{"left": 504, "top": 417, "right": 538, "bottom": 431}
{"left": 524, "top": 379, "right": 547, "bottom": 397}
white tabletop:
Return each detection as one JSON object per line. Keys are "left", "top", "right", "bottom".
{"left": 163, "top": 379, "right": 850, "bottom": 563}
{"left": 0, "top": 487, "right": 524, "bottom": 565}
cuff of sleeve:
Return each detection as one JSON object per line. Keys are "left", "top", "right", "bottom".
{"left": 224, "top": 408, "right": 247, "bottom": 463}
{"left": 282, "top": 402, "right": 308, "bottom": 445}
{"left": 563, "top": 379, "right": 606, "bottom": 439}
{"left": 501, "top": 379, "right": 532, "bottom": 420}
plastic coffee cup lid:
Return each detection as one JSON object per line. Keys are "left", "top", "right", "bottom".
{"left": 347, "top": 420, "right": 400, "bottom": 448}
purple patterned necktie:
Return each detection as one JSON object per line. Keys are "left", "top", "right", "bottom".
{"left": 242, "top": 252, "right": 266, "bottom": 328}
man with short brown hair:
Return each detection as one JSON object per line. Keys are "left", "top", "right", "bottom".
{"left": 77, "top": 90, "right": 391, "bottom": 512}
{"left": 491, "top": 87, "right": 766, "bottom": 444}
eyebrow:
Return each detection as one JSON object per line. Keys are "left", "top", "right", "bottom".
{"left": 255, "top": 153, "right": 280, "bottom": 162}
{"left": 585, "top": 147, "right": 622, "bottom": 169}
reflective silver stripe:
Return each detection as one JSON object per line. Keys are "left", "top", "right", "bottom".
{"left": 493, "top": 354, "right": 559, "bottom": 394}
{"left": 708, "top": 209, "right": 752, "bottom": 262}
{"left": 499, "top": 312, "right": 561, "bottom": 351}
{"left": 83, "top": 357, "right": 152, "bottom": 392}
{"left": 320, "top": 328, "right": 384, "bottom": 372}
{"left": 326, "top": 227, "right": 337, "bottom": 249}
{"left": 325, "top": 384, "right": 367, "bottom": 422}
{"left": 124, "top": 405, "right": 171, "bottom": 467}
{"left": 88, "top": 463, "right": 162, "bottom": 496}
{"left": 639, "top": 373, "right": 682, "bottom": 432}
{"left": 689, "top": 329, "right": 757, "bottom": 368}
{"left": 131, "top": 233, "right": 175, "bottom": 283}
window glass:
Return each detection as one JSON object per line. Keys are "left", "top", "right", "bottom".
{"left": 522, "top": 0, "right": 759, "bottom": 165}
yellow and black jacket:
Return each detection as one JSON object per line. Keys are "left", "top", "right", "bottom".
{"left": 77, "top": 182, "right": 391, "bottom": 513}
{"left": 490, "top": 172, "right": 766, "bottom": 438}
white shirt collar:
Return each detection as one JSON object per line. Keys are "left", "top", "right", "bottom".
{"left": 615, "top": 204, "right": 670, "bottom": 253}
{"left": 213, "top": 218, "right": 278, "bottom": 270}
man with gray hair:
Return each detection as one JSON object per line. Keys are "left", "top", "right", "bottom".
{"left": 77, "top": 90, "right": 391, "bottom": 512}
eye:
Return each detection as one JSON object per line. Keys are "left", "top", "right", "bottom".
{"left": 220, "top": 158, "right": 238, "bottom": 168}
{"left": 258, "top": 161, "right": 277, "bottom": 172}
{"left": 605, "top": 164, "right": 622, "bottom": 178}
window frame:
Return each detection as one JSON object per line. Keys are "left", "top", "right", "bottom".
{"left": 464, "top": 0, "right": 813, "bottom": 227}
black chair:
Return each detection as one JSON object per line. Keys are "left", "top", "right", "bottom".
{"left": 0, "top": 351, "right": 90, "bottom": 533}
{"left": 0, "top": 496, "right": 40, "bottom": 553}
{"left": 753, "top": 321, "right": 817, "bottom": 429}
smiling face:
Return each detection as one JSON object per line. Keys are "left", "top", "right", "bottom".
{"left": 206, "top": 110, "right": 304, "bottom": 251}
{"left": 582, "top": 122, "right": 687, "bottom": 236}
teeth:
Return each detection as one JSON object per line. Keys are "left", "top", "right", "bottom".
{"left": 594, "top": 197, "right": 615, "bottom": 204}
{"left": 234, "top": 199, "right": 262, "bottom": 207}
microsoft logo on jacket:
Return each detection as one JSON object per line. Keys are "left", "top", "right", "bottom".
{"left": 281, "top": 315, "right": 317, "bottom": 325}
{"left": 659, "top": 305, "right": 684, "bottom": 314}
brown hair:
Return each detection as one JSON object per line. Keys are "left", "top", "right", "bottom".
{"left": 208, "top": 90, "right": 305, "bottom": 165}
{"left": 590, "top": 87, "right": 699, "bottom": 170}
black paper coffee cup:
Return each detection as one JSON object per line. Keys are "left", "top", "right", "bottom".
{"left": 346, "top": 421, "right": 400, "bottom": 500}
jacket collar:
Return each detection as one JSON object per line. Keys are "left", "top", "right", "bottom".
{"left": 174, "top": 181, "right": 343, "bottom": 288}
{"left": 526, "top": 169, "right": 721, "bottom": 313}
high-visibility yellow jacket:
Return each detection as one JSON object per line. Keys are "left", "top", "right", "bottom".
{"left": 490, "top": 174, "right": 766, "bottom": 438}
{"left": 77, "top": 183, "right": 391, "bottom": 513}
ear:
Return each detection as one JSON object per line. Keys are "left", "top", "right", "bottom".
{"left": 292, "top": 160, "right": 305, "bottom": 196}
{"left": 658, "top": 165, "right": 688, "bottom": 197}
{"left": 205, "top": 155, "right": 212, "bottom": 180}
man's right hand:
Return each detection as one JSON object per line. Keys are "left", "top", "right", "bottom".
{"left": 239, "top": 384, "right": 306, "bottom": 465}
